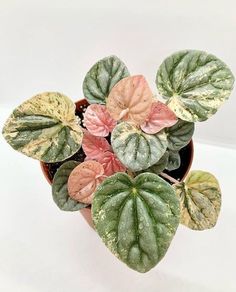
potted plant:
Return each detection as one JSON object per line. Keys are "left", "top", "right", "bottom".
{"left": 2, "top": 50, "right": 234, "bottom": 273}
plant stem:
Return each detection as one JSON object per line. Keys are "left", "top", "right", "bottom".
{"left": 160, "top": 172, "right": 180, "bottom": 184}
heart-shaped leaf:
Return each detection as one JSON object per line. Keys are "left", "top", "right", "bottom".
{"left": 68, "top": 160, "right": 105, "bottom": 204}
{"left": 106, "top": 75, "right": 153, "bottom": 125}
{"left": 156, "top": 50, "right": 235, "bottom": 122}
{"left": 82, "top": 130, "right": 111, "bottom": 160}
{"left": 166, "top": 150, "right": 181, "bottom": 171}
{"left": 174, "top": 170, "right": 221, "bottom": 230}
{"left": 92, "top": 172, "right": 180, "bottom": 273}
{"left": 166, "top": 119, "right": 194, "bottom": 151}
{"left": 83, "top": 55, "right": 130, "bottom": 104}
{"left": 2, "top": 92, "right": 83, "bottom": 162}
{"left": 140, "top": 101, "right": 177, "bottom": 134}
{"left": 111, "top": 122, "right": 168, "bottom": 171}
{"left": 83, "top": 104, "right": 116, "bottom": 137}
{"left": 136, "top": 151, "right": 169, "bottom": 175}
{"left": 97, "top": 151, "right": 126, "bottom": 176}
{"left": 52, "top": 161, "right": 88, "bottom": 211}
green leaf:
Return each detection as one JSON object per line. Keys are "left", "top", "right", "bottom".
{"left": 52, "top": 161, "right": 88, "bottom": 211}
{"left": 166, "top": 150, "right": 180, "bottom": 171}
{"left": 2, "top": 92, "right": 83, "bottom": 163}
{"left": 111, "top": 122, "right": 168, "bottom": 171}
{"left": 166, "top": 119, "right": 194, "bottom": 151}
{"left": 83, "top": 55, "right": 130, "bottom": 104}
{"left": 174, "top": 170, "right": 221, "bottom": 230}
{"left": 92, "top": 172, "right": 180, "bottom": 273}
{"left": 137, "top": 151, "right": 169, "bottom": 175}
{"left": 156, "top": 50, "right": 235, "bottom": 122}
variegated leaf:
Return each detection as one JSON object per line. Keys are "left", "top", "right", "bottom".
{"left": 92, "top": 172, "right": 180, "bottom": 273}
{"left": 52, "top": 161, "right": 88, "bottom": 211}
{"left": 166, "top": 119, "right": 194, "bottom": 151}
{"left": 97, "top": 151, "right": 126, "bottom": 176}
{"left": 156, "top": 50, "right": 234, "bottom": 122}
{"left": 106, "top": 75, "right": 153, "bottom": 125}
{"left": 111, "top": 122, "right": 167, "bottom": 171}
{"left": 2, "top": 92, "right": 83, "bottom": 162}
{"left": 68, "top": 160, "right": 105, "bottom": 204}
{"left": 166, "top": 150, "right": 181, "bottom": 171}
{"left": 83, "top": 55, "right": 130, "bottom": 104}
{"left": 174, "top": 170, "right": 221, "bottom": 230}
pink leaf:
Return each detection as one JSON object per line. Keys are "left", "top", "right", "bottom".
{"left": 68, "top": 160, "right": 105, "bottom": 204}
{"left": 97, "top": 151, "right": 126, "bottom": 176}
{"left": 106, "top": 75, "right": 153, "bottom": 125}
{"left": 82, "top": 130, "right": 111, "bottom": 160}
{"left": 83, "top": 104, "right": 116, "bottom": 137}
{"left": 140, "top": 101, "right": 178, "bottom": 134}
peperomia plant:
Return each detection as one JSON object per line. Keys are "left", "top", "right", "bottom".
{"left": 2, "top": 50, "right": 234, "bottom": 273}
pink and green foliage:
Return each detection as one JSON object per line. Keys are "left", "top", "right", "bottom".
{"left": 83, "top": 104, "right": 116, "bottom": 137}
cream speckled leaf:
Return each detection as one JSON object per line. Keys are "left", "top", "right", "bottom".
{"left": 111, "top": 122, "right": 168, "bottom": 171}
{"left": 166, "top": 119, "right": 194, "bottom": 151}
{"left": 83, "top": 55, "right": 130, "bottom": 104}
{"left": 174, "top": 170, "right": 221, "bottom": 230}
{"left": 2, "top": 92, "right": 83, "bottom": 162}
{"left": 166, "top": 150, "right": 181, "bottom": 171}
{"left": 52, "top": 161, "right": 88, "bottom": 211}
{"left": 137, "top": 151, "right": 169, "bottom": 175}
{"left": 156, "top": 50, "right": 235, "bottom": 122}
{"left": 92, "top": 172, "right": 180, "bottom": 273}
{"left": 106, "top": 75, "right": 153, "bottom": 125}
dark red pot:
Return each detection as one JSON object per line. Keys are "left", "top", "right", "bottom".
{"left": 40, "top": 99, "right": 194, "bottom": 228}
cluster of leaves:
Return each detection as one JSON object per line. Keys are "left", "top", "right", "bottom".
{"left": 2, "top": 50, "right": 234, "bottom": 273}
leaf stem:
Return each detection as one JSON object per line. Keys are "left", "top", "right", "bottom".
{"left": 160, "top": 172, "right": 180, "bottom": 184}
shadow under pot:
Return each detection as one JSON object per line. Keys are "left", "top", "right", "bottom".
{"left": 40, "top": 99, "right": 194, "bottom": 228}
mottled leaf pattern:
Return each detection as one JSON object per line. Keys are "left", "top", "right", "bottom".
{"left": 111, "top": 122, "right": 168, "bottom": 171}
{"left": 83, "top": 55, "right": 130, "bottom": 104}
{"left": 97, "top": 151, "right": 126, "bottom": 176}
{"left": 82, "top": 130, "right": 111, "bottom": 160}
{"left": 166, "top": 119, "right": 194, "bottom": 151}
{"left": 106, "top": 75, "right": 153, "bottom": 125}
{"left": 166, "top": 150, "right": 181, "bottom": 171}
{"left": 83, "top": 104, "right": 116, "bottom": 137}
{"left": 52, "top": 161, "right": 88, "bottom": 211}
{"left": 68, "top": 160, "right": 105, "bottom": 204}
{"left": 2, "top": 92, "right": 83, "bottom": 162}
{"left": 174, "top": 170, "right": 221, "bottom": 230}
{"left": 92, "top": 172, "right": 180, "bottom": 273}
{"left": 140, "top": 101, "right": 177, "bottom": 134}
{"left": 156, "top": 50, "right": 235, "bottom": 122}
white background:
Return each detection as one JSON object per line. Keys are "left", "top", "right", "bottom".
{"left": 0, "top": 1, "right": 236, "bottom": 291}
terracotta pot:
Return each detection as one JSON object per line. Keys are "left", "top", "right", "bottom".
{"left": 40, "top": 99, "right": 194, "bottom": 228}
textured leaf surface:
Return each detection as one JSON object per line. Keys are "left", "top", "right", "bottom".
{"left": 92, "top": 172, "right": 180, "bottom": 273}
{"left": 166, "top": 150, "right": 181, "bottom": 171}
{"left": 52, "top": 161, "right": 87, "bottom": 211}
{"left": 83, "top": 104, "right": 116, "bottom": 137}
{"left": 156, "top": 50, "right": 235, "bottom": 122}
{"left": 2, "top": 92, "right": 83, "bottom": 162}
{"left": 111, "top": 122, "right": 168, "bottom": 171}
{"left": 68, "top": 160, "right": 105, "bottom": 204}
{"left": 137, "top": 151, "right": 169, "bottom": 175}
{"left": 83, "top": 55, "right": 130, "bottom": 104}
{"left": 174, "top": 170, "right": 221, "bottom": 230}
{"left": 97, "top": 151, "right": 126, "bottom": 176}
{"left": 166, "top": 119, "right": 194, "bottom": 151}
{"left": 107, "top": 75, "right": 153, "bottom": 125}
{"left": 141, "top": 101, "right": 177, "bottom": 134}
{"left": 82, "top": 130, "right": 111, "bottom": 160}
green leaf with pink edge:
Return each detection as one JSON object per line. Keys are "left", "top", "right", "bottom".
{"left": 68, "top": 160, "right": 105, "bottom": 204}
{"left": 83, "top": 104, "right": 116, "bottom": 137}
{"left": 82, "top": 130, "right": 111, "bottom": 160}
{"left": 140, "top": 101, "right": 177, "bottom": 134}
{"left": 97, "top": 151, "right": 126, "bottom": 176}
{"left": 106, "top": 75, "right": 153, "bottom": 125}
